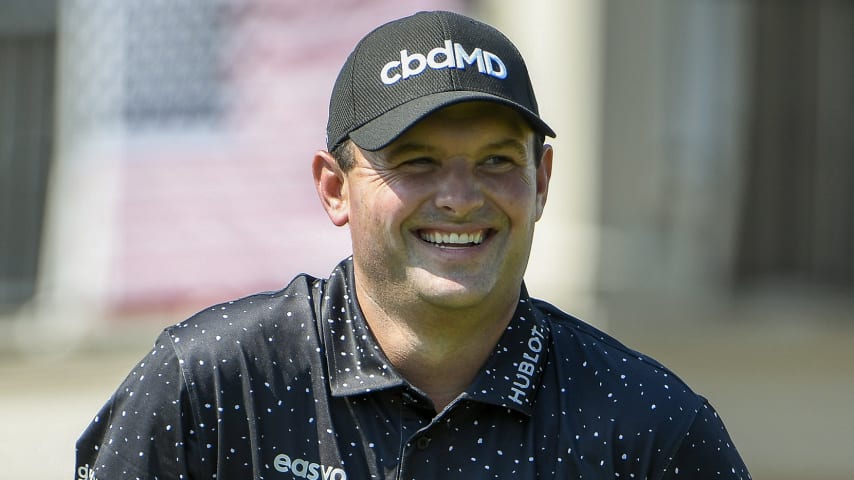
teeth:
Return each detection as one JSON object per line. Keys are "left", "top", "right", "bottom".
{"left": 420, "top": 231, "right": 484, "bottom": 245}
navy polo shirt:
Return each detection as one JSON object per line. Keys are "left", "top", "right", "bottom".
{"left": 76, "top": 258, "right": 751, "bottom": 479}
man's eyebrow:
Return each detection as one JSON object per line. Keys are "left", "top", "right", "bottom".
{"left": 384, "top": 137, "right": 530, "bottom": 159}
{"left": 381, "top": 142, "right": 440, "bottom": 160}
{"left": 480, "top": 138, "right": 529, "bottom": 157}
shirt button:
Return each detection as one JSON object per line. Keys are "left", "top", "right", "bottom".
{"left": 415, "top": 436, "right": 431, "bottom": 450}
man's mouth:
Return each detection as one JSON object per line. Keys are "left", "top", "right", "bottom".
{"left": 418, "top": 230, "right": 487, "bottom": 247}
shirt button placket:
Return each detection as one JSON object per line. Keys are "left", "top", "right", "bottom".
{"left": 398, "top": 389, "right": 439, "bottom": 479}
{"left": 400, "top": 435, "right": 436, "bottom": 480}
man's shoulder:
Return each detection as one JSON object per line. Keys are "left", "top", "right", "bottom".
{"left": 529, "top": 298, "right": 744, "bottom": 476}
{"left": 163, "top": 273, "right": 322, "bottom": 359}
{"left": 533, "top": 298, "right": 678, "bottom": 368}
{"left": 532, "top": 298, "right": 704, "bottom": 410}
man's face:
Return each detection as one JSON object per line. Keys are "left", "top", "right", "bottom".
{"left": 339, "top": 102, "right": 552, "bottom": 315}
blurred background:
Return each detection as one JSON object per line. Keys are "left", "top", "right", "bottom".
{"left": 1, "top": 0, "right": 852, "bottom": 478}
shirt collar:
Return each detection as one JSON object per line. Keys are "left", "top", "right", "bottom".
{"left": 318, "top": 259, "right": 551, "bottom": 416}
{"left": 319, "top": 259, "right": 407, "bottom": 397}
{"left": 462, "top": 288, "right": 551, "bottom": 416}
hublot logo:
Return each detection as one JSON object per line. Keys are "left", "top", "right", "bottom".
{"left": 508, "top": 324, "right": 545, "bottom": 405}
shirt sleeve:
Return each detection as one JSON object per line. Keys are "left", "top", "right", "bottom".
{"left": 658, "top": 399, "right": 752, "bottom": 480}
{"left": 75, "top": 331, "right": 204, "bottom": 480}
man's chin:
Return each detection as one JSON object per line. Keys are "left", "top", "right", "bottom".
{"left": 410, "top": 272, "right": 495, "bottom": 309}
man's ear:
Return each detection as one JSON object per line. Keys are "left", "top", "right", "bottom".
{"left": 535, "top": 144, "right": 553, "bottom": 221}
{"left": 313, "top": 150, "right": 349, "bottom": 226}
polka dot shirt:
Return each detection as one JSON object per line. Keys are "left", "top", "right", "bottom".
{"left": 76, "top": 258, "right": 751, "bottom": 479}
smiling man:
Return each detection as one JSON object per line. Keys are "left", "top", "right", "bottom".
{"left": 77, "top": 11, "right": 751, "bottom": 480}
{"left": 315, "top": 101, "right": 551, "bottom": 411}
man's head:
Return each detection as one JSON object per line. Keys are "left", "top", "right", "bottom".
{"left": 314, "top": 11, "right": 555, "bottom": 319}
{"left": 325, "top": 10, "right": 555, "bottom": 155}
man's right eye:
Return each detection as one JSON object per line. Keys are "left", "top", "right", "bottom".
{"left": 400, "top": 157, "right": 436, "bottom": 168}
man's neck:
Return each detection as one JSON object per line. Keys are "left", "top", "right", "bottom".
{"left": 356, "top": 288, "right": 519, "bottom": 412}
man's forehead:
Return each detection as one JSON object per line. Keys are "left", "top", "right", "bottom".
{"left": 390, "top": 101, "right": 533, "bottom": 144}
{"left": 419, "top": 101, "right": 530, "bottom": 127}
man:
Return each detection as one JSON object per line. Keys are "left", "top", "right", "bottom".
{"left": 77, "top": 10, "right": 751, "bottom": 480}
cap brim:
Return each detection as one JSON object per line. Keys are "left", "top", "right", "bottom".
{"left": 348, "top": 91, "right": 556, "bottom": 151}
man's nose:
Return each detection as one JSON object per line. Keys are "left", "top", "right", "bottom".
{"left": 434, "top": 163, "right": 484, "bottom": 217}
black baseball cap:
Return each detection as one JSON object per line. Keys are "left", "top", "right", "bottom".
{"left": 326, "top": 10, "right": 556, "bottom": 152}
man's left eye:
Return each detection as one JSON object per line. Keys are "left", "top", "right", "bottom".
{"left": 483, "top": 156, "right": 513, "bottom": 166}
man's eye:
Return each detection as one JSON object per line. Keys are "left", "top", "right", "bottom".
{"left": 400, "top": 157, "right": 436, "bottom": 168}
{"left": 483, "top": 155, "right": 514, "bottom": 167}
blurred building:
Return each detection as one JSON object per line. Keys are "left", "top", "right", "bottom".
{"left": 593, "top": 0, "right": 854, "bottom": 324}
{"left": 1, "top": 0, "right": 56, "bottom": 313}
{"left": 1, "top": 0, "right": 851, "bottom": 325}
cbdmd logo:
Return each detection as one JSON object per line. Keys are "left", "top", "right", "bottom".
{"left": 381, "top": 39, "right": 508, "bottom": 85}
{"left": 274, "top": 453, "right": 347, "bottom": 480}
